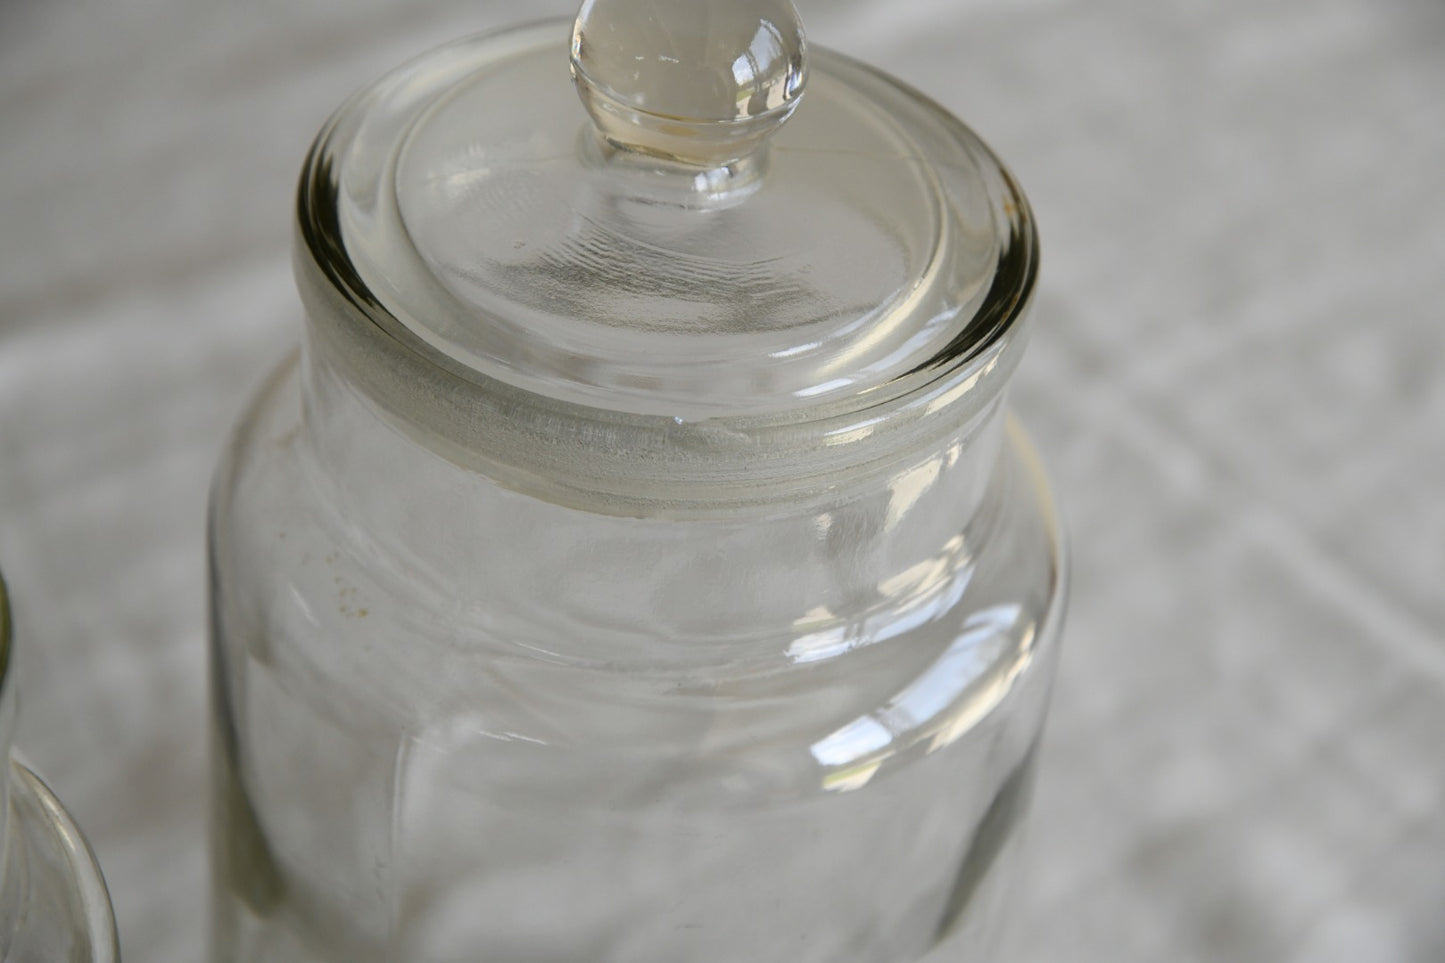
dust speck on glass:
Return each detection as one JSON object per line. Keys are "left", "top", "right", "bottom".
{"left": 207, "top": 0, "right": 1065, "bottom": 959}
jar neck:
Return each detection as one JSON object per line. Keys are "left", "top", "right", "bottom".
{"left": 296, "top": 322, "right": 1019, "bottom": 662}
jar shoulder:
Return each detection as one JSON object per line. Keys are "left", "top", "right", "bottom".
{"left": 208, "top": 355, "right": 1066, "bottom": 782}
{"left": 212, "top": 358, "right": 1063, "bottom": 661}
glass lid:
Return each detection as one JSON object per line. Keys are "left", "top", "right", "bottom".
{"left": 312, "top": 0, "right": 1035, "bottom": 423}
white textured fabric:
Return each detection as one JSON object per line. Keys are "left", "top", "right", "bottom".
{"left": 1, "top": 1, "right": 1442, "bottom": 960}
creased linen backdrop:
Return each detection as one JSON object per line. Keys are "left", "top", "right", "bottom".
{"left": 1, "top": 1, "right": 1443, "bottom": 959}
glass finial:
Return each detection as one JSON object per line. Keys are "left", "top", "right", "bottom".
{"left": 571, "top": 0, "right": 807, "bottom": 166}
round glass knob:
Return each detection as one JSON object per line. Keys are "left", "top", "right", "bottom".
{"left": 570, "top": 0, "right": 807, "bottom": 166}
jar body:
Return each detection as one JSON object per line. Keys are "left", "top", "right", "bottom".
{"left": 207, "top": 333, "right": 1065, "bottom": 963}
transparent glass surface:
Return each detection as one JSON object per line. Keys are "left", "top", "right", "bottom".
{"left": 0, "top": 761, "right": 121, "bottom": 963}
{"left": 0, "top": 577, "right": 121, "bottom": 963}
{"left": 210, "top": 9, "right": 1063, "bottom": 963}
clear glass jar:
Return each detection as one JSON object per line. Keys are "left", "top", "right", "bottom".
{"left": 208, "top": 6, "right": 1065, "bottom": 961}
{"left": 0, "top": 573, "right": 121, "bottom": 963}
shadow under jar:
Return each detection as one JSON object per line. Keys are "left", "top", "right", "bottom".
{"left": 207, "top": 5, "right": 1066, "bottom": 961}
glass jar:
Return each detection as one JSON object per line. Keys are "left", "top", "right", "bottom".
{"left": 208, "top": 4, "right": 1066, "bottom": 961}
{"left": 0, "top": 572, "right": 121, "bottom": 963}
